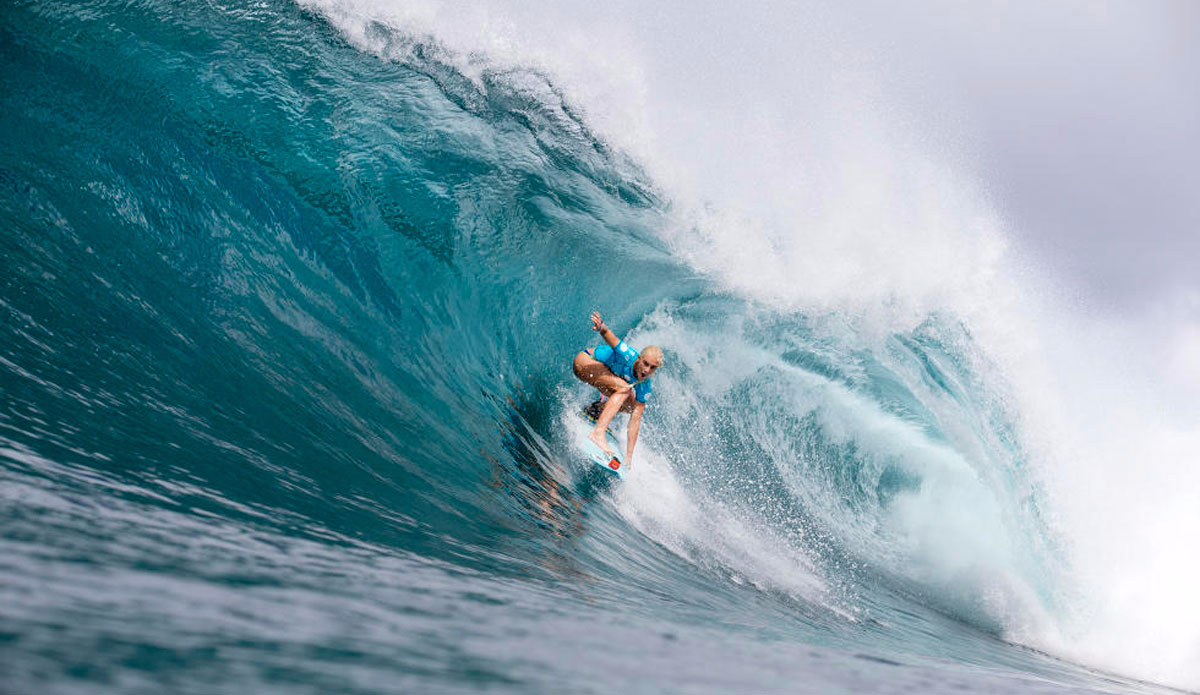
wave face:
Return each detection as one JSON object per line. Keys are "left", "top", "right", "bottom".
{"left": 0, "top": 2, "right": 1184, "bottom": 693}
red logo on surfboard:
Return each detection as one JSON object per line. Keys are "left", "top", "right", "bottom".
{"left": 609, "top": 459, "right": 621, "bottom": 470}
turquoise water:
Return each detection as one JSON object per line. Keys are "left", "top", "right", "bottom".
{"left": 0, "top": 1, "right": 1187, "bottom": 693}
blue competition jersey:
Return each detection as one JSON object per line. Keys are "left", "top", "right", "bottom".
{"left": 592, "top": 340, "right": 653, "bottom": 403}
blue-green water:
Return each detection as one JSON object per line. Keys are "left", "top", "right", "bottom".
{"left": 0, "top": 1, "right": 1187, "bottom": 693}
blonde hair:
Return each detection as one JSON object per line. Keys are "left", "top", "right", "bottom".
{"left": 641, "top": 345, "right": 664, "bottom": 364}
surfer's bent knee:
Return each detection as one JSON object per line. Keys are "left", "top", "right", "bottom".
{"left": 573, "top": 350, "right": 598, "bottom": 378}
{"left": 572, "top": 351, "right": 633, "bottom": 397}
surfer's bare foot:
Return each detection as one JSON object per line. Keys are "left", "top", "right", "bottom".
{"left": 588, "top": 430, "right": 616, "bottom": 457}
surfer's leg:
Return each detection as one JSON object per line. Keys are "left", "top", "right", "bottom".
{"left": 589, "top": 387, "right": 630, "bottom": 456}
{"left": 573, "top": 351, "right": 632, "bottom": 456}
{"left": 573, "top": 351, "right": 630, "bottom": 395}
{"left": 583, "top": 396, "right": 635, "bottom": 422}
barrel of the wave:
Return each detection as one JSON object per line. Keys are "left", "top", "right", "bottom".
{"left": 570, "top": 311, "right": 664, "bottom": 478}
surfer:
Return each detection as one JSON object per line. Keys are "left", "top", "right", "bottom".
{"left": 572, "top": 311, "right": 663, "bottom": 466}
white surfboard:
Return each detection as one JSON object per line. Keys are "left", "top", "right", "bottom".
{"left": 579, "top": 409, "right": 626, "bottom": 478}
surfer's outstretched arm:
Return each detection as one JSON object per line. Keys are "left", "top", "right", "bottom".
{"left": 625, "top": 401, "right": 646, "bottom": 465}
{"left": 590, "top": 311, "right": 621, "bottom": 349}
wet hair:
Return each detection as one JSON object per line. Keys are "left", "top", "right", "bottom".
{"left": 641, "top": 345, "right": 664, "bottom": 364}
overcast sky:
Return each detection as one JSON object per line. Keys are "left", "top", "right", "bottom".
{"left": 592, "top": 0, "right": 1200, "bottom": 312}
{"left": 650, "top": 0, "right": 1200, "bottom": 312}
{"left": 863, "top": 1, "right": 1200, "bottom": 311}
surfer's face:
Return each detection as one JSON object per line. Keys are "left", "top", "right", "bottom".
{"left": 634, "top": 355, "right": 662, "bottom": 380}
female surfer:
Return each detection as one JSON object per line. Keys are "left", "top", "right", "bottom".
{"left": 572, "top": 311, "right": 663, "bottom": 467}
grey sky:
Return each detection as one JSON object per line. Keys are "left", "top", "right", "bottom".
{"left": 578, "top": 0, "right": 1200, "bottom": 311}
{"left": 859, "top": 1, "right": 1200, "bottom": 310}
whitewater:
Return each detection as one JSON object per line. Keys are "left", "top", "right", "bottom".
{"left": 2, "top": 0, "right": 1197, "bottom": 693}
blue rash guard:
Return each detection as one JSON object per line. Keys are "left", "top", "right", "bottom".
{"left": 591, "top": 340, "right": 653, "bottom": 403}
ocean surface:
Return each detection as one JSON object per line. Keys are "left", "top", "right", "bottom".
{"left": 0, "top": 1, "right": 1192, "bottom": 693}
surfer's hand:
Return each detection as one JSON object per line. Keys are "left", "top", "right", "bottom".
{"left": 590, "top": 311, "right": 606, "bottom": 332}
